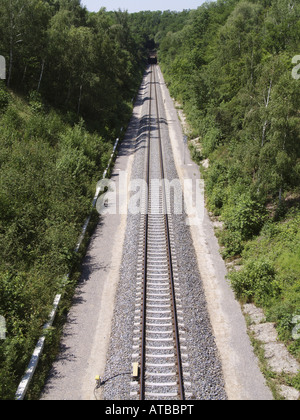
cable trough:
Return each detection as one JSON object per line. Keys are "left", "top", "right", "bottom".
{"left": 131, "top": 65, "right": 192, "bottom": 400}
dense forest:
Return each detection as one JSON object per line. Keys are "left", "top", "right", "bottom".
{"left": 0, "top": 0, "right": 299, "bottom": 400}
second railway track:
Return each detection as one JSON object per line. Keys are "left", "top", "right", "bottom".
{"left": 130, "top": 65, "right": 192, "bottom": 400}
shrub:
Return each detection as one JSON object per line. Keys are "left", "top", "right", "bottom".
{"left": 216, "top": 193, "right": 267, "bottom": 257}
{"left": 0, "top": 104, "right": 22, "bottom": 132}
{"left": 202, "top": 126, "right": 221, "bottom": 156}
{"left": 0, "top": 84, "right": 9, "bottom": 113}
{"left": 28, "top": 91, "right": 44, "bottom": 114}
{"left": 205, "top": 160, "right": 228, "bottom": 214}
{"left": 219, "top": 229, "right": 243, "bottom": 258}
{"left": 223, "top": 193, "right": 267, "bottom": 241}
{"left": 229, "top": 259, "right": 278, "bottom": 306}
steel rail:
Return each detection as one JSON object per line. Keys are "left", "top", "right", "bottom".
{"left": 139, "top": 66, "right": 152, "bottom": 401}
{"left": 152, "top": 67, "right": 185, "bottom": 401}
{"left": 139, "top": 65, "right": 185, "bottom": 400}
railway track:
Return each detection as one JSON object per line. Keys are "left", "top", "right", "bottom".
{"left": 131, "top": 65, "right": 192, "bottom": 400}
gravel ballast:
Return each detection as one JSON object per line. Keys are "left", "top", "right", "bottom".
{"left": 102, "top": 67, "right": 227, "bottom": 400}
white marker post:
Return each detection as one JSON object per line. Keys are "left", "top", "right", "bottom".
{"left": 15, "top": 295, "right": 61, "bottom": 400}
